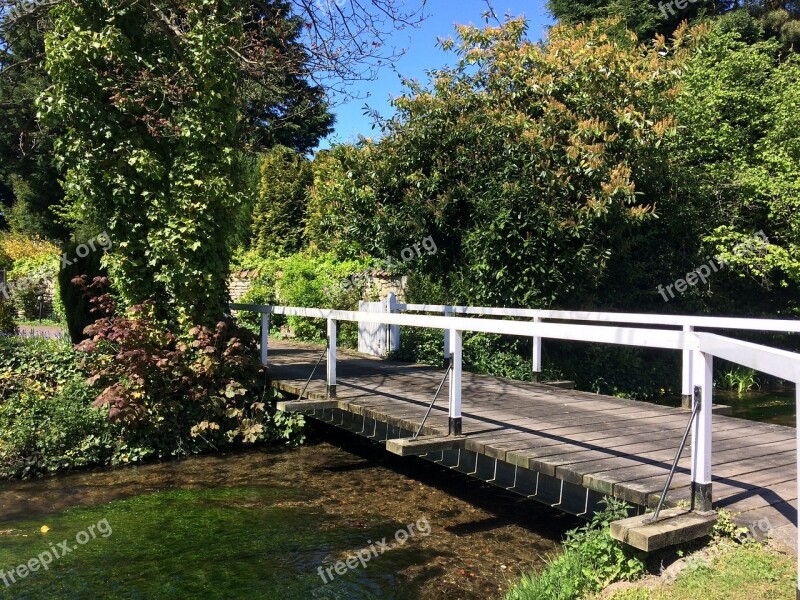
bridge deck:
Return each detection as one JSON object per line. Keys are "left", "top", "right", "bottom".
{"left": 268, "top": 340, "right": 797, "bottom": 547}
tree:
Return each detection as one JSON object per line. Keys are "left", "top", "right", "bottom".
{"left": 251, "top": 145, "right": 312, "bottom": 255}
{"left": 307, "top": 18, "right": 706, "bottom": 309}
{"left": 545, "top": 0, "right": 800, "bottom": 43}
{"left": 0, "top": 3, "right": 66, "bottom": 239}
{"left": 42, "top": 0, "right": 253, "bottom": 324}
{"left": 5, "top": 0, "right": 425, "bottom": 324}
{"left": 671, "top": 22, "right": 800, "bottom": 312}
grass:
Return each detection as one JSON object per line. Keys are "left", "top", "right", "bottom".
{"left": 601, "top": 543, "right": 796, "bottom": 600}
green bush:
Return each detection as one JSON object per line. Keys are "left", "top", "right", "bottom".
{"left": 235, "top": 249, "right": 375, "bottom": 348}
{"left": 506, "top": 498, "right": 646, "bottom": 600}
{"left": 0, "top": 378, "right": 114, "bottom": 478}
{"left": 0, "top": 311, "right": 305, "bottom": 479}
{"left": 0, "top": 335, "right": 81, "bottom": 401}
{"left": 0, "top": 299, "right": 16, "bottom": 335}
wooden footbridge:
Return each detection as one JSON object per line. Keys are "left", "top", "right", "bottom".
{"left": 231, "top": 302, "right": 800, "bottom": 589}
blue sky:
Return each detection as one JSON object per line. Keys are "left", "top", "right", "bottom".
{"left": 319, "top": 0, "right": 554, "bottom": 148}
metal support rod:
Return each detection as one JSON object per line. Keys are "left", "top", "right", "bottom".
{"left": 413, "top": 357, "right": 453, "bottom": 439}
{"left": 647, "top": 386, "right": 702, "bottom": 523}
{"left": 297, "top": 341, "right": 329, "bottom": 402}
{"left": 551, "top": 480, "right": 565, "bottom": 508}
{"left": 576, "top": 488, "right": 591, "bottom": 517}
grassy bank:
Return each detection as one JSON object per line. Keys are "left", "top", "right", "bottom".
{"left": 506, "top": 507, "right": 797, "bottom": 600}
{"left": 601, "top": 543, "right": 796, "bottom": 600}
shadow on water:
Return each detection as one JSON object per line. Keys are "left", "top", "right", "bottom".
{"left": 0, "top": 423, "right": 580, "bottom": 600}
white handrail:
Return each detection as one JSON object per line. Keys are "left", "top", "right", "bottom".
{"left": 400, "top": 303, "right": 800, "bottom": 333}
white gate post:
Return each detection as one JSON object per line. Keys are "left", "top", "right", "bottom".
{"left": 682, "top": 325, "right": 694, "bottom": 408}
{"left": 448, "top": 328, "right": 463, "bottom": 436}
{"left": 327, "top": 318, "right": 337, "bottom": 398}
{"left": 385, "top": 292, "right": 400, "bottom": 353}
{"left": 691, "top": 349, "right": 713, "bottom": 512}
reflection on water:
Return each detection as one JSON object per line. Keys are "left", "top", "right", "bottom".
{"left": 0, "top": 425, "right": 579, "bottom": 599}
{"left": 651, "top": 388, "right": 796, "bottom": 428}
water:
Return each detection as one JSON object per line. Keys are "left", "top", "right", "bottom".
{"left": 651, "top": 389, "right": 797, "bottom": 428}
{"left": 0, "top": 426, "right": 577, "bottom": 599}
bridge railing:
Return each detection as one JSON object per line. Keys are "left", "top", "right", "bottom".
{"left": 397, "top": 303, "right": 800, "bottom": 403}
{"left": 230, "top": 302, "right": 800, "bottom": 591}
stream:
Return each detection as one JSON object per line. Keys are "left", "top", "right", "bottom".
{"left": 0, "top": 424, "right": 579, "bottom": 599}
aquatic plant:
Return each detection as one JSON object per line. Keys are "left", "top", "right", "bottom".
{"left": 721, "top": 368, "right": 760, "bottom": 395}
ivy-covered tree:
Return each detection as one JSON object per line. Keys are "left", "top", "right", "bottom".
{"left": 41, "top": 0, "right": 253, "bottom": 324}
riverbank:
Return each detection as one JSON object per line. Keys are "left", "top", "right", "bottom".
{"left": 506, "top": 509, "right": 797, "bottom": 600}
{"left": 596, "top": 540, "right": 796, "bottom": 600}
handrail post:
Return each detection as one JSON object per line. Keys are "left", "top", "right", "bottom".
{"left": 443, "top": 305, "right": 453, "bottom": 367}
{"left": 260, "top": 307, "right": 272, "bottom": 366}
{"left": 532, "top": 316, "right": 542, "bottom": 382}
{"left": 327, "top": 318, "right": 337, "bottom": 398}
{"left": 796, "top": 384, "right": 799, "bottom": 600}
{"left": 448, "top": 328, "right": 462, "bottom": 436}
{"left": 681, "top": 325, "right": 694, "bottom": 408}
{"left": 690, "top": 350, "right": 713, "bottom": 512}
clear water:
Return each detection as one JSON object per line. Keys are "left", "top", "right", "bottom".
{"left": 650, "top": 389, "right": 796, "bottom": 428}
{"left": 0, "top": 429, "right": 577, "bottom": 599}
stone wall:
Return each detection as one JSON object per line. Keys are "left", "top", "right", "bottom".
{"left": 229, "top": 270, "right": 258, "bottom": 303}
{"left": 228, "top": 269, "right": 408, "bottom": 304}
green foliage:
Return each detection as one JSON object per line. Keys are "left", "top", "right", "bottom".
{"left": 0, "top": 378, "right": 114, "bottom": 478}
{"left": 0, "top": 299, "right": 16, "bottom": 334}
{"left": 1, "top": 234, "right": 63, "bottom": 321}
{"left": 721, "top": 368, "right": 760, "bottom": 395}
{"left": 672, "top": 24, "right": 800, "bottom": 310}
{"left": 0, "top": 305, "right": 304, "bottom": 480}
{"left": 75, "top": 281, "right": 305, "bottom": 458}
{"left": 307, "top": 19, "right": 702, "bottom": 310}
{"left": 0, "top": 10, "right": 67, "bottom": 241}
{"left": 252, "top": 146, "right": 313, "bottom": 255}
{"left": 712, "top": 510, "right": 753, "bottom": 544}
{"left": 235, "top": 249, "right": 375, "bottom": 346}
{"left": 506, "top": 497, "right": 646, "bottom": 600}
{"left": 41, "top": 1, "right": 246, "bottom": 325}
